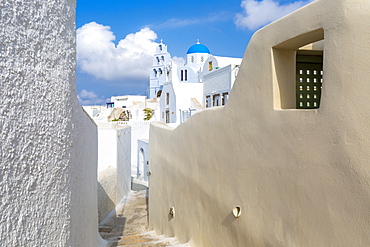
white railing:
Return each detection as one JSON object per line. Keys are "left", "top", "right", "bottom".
{"left": 117, "top": 120, "right": 152, "bottom": 126}
{"left": 179, "top": 109, "right": 198, "bottom": 124}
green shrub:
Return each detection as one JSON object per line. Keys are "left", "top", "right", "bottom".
{"left": 143, "top": 108, "right": 154, "bottom": 121}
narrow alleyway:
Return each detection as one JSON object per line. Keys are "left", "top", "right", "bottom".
{"left": 99, "top": 180, "right": 188, "bottom": 247}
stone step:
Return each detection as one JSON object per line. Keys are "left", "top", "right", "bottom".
{"left": 115, "top": 237, "right": 170, "bottom": 246}
{"left": 106, "top": 231, "right": 186, "bottom": 247}
{"left": 116, "top": 240, "right": 171, "bottom": 246}
{"left": 101, "top": 189, "right": 190, "bottom": 246}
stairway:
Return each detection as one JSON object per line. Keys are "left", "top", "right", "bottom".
{"left": 103, "top": 231, "right": 185, "bottom": 246}
{"left": 99, "top": 188, "right": 189, "bottom": 247}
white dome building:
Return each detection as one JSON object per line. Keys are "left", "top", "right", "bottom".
{"left": 148, "top": 40, "right": 242, "bottom": 125}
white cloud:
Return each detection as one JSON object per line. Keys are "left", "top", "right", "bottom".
{"left": 77, "top": 22, "right": 158, "bottom": 81}
{"left": 172, "top": 56, "right": 185, "bottom": 67}
{"left": 78, "top": 89, "right": 107, "bottom": 105}
{"left": 158, "top": 18, "right": 200, "bottom": 29}
{"left": 156, "top": 12, "right": 230, "bottom": 29}
{"left": 79, "top": 89, "right": 98, "bottom": 99}
{"left": 235, "top": 0, "right": 314, "bottom": 31}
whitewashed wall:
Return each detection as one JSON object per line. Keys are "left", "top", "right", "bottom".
{"left": 177, "top": 83, "right": 203, "bottom": 111}
{"left": 97, "top": 122, "right": 131, "bottom": 221}
{"left": 160, "top": 82, "right": 177, "bottom": 123}
{"left": 149, "top": 0, "right": 370, "bottom": 246}
{"left": 0, "top": 0, "right": 105, "bottom": 246}
{"left": 203, "top": 65, "right": 232, "bottom": 96}
{"left": 111, "top": 95, "right": 146, "bottom": 109}
{"left": 146, "top": 98, "right": 160, "bottom": 121}
{"left": 129, "top": 122, "right": 150, "bottom": 177}
{"left": 160, "top": 80, "right": 203, "bottom": 125}
{"left": 137, "top": 139, "right": 149, "bottom": 183}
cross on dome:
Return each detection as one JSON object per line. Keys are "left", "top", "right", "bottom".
{"left": 187, "top": 40, "right": 210, "bottom": 54}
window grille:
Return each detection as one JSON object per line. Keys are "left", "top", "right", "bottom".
{"left": 296, "top": 50, "right": 323, "bottom": 109}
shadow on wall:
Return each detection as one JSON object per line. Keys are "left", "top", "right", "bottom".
{"left": 131, "top": 179, "right": 148, "bottom": 191}
{"left": 97, "top": 167, "right": 117, "bottom": 222}
{"left": 148, "top": 0, "right": 370, "bottom": 246}
{"left": 97, "top": 183, "right": 115, "bottom": 223}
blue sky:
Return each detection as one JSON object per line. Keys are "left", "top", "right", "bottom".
{"left": 76, "top": 0, "right": 315, "bottom": 105}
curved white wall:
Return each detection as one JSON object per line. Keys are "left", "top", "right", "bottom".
{"left": 0, "top": 1, "right": 105, "bottom": 246}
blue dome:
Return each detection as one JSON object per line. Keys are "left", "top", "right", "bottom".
{"left": 187, "top": 42, "right": 210, "bottom": 54}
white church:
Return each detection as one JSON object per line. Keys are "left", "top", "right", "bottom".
{"left": 81, "top": 41, "right": 243, "bottom": 186}
{"left": 149, "top": 40, "right": 242, "bottom": 125}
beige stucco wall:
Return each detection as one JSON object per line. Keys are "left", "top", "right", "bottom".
{"left": 149, "top": 0, "right": 370, "bottom": 246}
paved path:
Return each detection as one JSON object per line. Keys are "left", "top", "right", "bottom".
{"left": 99, "top": 181, "right": 188, "bottom": 247}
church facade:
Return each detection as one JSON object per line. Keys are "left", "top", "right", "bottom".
{"left": 149, "top": 41, "right": 242, "bottom": 125}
